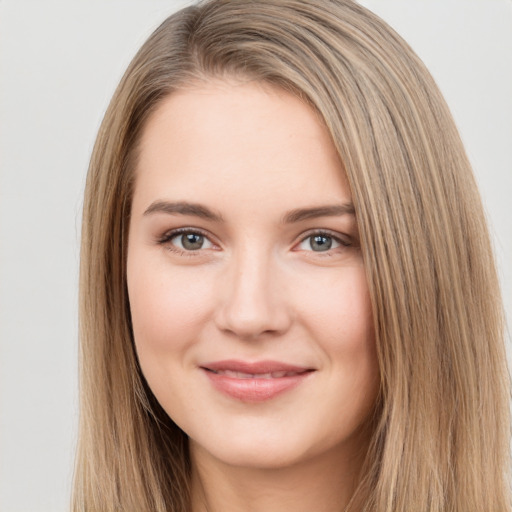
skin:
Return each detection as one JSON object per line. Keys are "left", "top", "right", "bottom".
{"left": 127, "top": 79, "right": 379, "bottom": 512}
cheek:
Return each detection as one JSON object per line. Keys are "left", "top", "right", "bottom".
{"left": 299, "top": 265, "right": 374, "bottom": 349}
{"left": 298, "top": 265, "right": 378, "bottom": 404}
{"left": 126, "top": 254, "right": 214, "bottom": 365}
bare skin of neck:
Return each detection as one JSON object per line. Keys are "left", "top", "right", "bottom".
{"left": 189, "top": 435, "right": 369, "bottom": 512}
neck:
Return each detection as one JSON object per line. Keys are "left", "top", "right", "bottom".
{"left": 189, "top": 440, "right": 368, "bottom": 512}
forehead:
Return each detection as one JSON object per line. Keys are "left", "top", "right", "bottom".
{"left": 133, "top": 80, "right": 351, "bottom": 215}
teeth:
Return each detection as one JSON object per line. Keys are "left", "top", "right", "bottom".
{"left": 212, "top": 369, "right": 300, "bottom": 379}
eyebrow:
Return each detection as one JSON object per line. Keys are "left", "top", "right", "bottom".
{"left": 143, "top": 201, "right": 224, "bottom": 222}
{"left": 143, "top": 200, "right": 355, "bottom": 224}
{"left": 282, "top": 203, "right": 355, "bottom": 223}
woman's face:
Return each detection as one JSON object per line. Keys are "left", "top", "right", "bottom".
{"left": 127, "top": 80, "right": 379, "bottom": 470}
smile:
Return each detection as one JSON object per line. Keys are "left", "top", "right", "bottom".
{"left": 208, "top": 369, "right": 307, "bottom": 379}
{"left": 200, "top": 360, "right": 315, "bottom": 402}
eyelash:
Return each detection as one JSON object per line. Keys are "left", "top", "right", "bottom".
{"left": 296, "top": 229, "right": 352, "bottom": 255}
{"left": 157, "top": 227, "right": 215, "bottom": 257}
{"left": 156, "top": 228, "right": 352, "bottom": 256}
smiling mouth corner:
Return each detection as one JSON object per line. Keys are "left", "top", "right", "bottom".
{"left": 199, "top": 361, "right": 315, "bottom": 402}
{"left": 200, "top": 359, "right": 314, "bottom": 376}
{"left": 202, "top": 368, "right": 313, "bottom": 379}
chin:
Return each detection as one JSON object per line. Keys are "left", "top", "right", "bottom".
{"left": 191, "top": 437, "right": 310, "bottom": 470}
{"left": 187, "top": 417, "right": 360, "bottom": 472}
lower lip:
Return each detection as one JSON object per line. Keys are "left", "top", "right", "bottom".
{"left": 203, "top": 370, "right": 313, "bottom": 402}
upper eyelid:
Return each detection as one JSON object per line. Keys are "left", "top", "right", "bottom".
{"left": 296, "top": 228, "right": 351, "bottom": 244}
{"left": 157, "top": 227, "right": 218, "bottom": 256}
{"left": 156, "top": 226, "right": 352, "bottom": 248}
{"left": 159, "top": 226, "right": 214, "bottom": 242}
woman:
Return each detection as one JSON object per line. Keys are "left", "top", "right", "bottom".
{"left": 73, "top": 0, "right": 511, "bottom": 510}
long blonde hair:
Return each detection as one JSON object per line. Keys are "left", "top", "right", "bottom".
{"left": 74, "top": 1, "right": 511, "bottom": 510}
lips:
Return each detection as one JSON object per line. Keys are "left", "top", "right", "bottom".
{"left": 200, "top": 360, "right": 314, "bottom": 402}
{"left": 208, "top": 369, "right": 304, "bottom": 379}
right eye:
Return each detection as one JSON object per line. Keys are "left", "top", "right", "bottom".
{"left": 171, "top": 232, "right": 213, "bottom": 251}
{"left": 159, "top": 229, "right": 215, "bottom": 253}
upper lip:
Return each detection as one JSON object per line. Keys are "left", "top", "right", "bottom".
{"left": 200, "top": 359, "right": 314, "bottom": 375}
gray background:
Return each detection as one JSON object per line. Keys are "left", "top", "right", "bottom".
{"left": 1, "top": 1, "right": 510, "bottom": 510}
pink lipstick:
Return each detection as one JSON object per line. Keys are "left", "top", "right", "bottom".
{"left": 200, "top": 360, "right": 314, "bottom": 402}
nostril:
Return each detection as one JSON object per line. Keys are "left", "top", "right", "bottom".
{"left": 213, "top": 257, "right": 293, "bottom": 338}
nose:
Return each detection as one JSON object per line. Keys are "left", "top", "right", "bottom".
{"left": 214, "top": 246, "right": 292, "bottom": 340}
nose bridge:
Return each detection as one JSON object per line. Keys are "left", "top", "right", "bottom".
{"left": 216, "top": 241, "right": 290, "bottom": 338}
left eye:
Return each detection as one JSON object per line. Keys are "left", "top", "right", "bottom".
{"left": 297, "top": 234, "right": 342, "bottom": 252}
{"left": 169, "top": 231, "right": 214, "bottom": 251}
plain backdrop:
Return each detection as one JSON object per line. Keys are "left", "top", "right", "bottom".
{"left": 0, "top": 1, "right": 511, "bottom": 510}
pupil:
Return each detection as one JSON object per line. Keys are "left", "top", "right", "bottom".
{"left": 311, "top": 235, "right": 332, "bottom": 251}
{"left": 182, "top": 233, "right": 203, "bottom": 250}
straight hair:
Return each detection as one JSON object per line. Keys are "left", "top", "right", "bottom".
{"left": 74, "top": 1, "right": 511, "bottom": 510}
